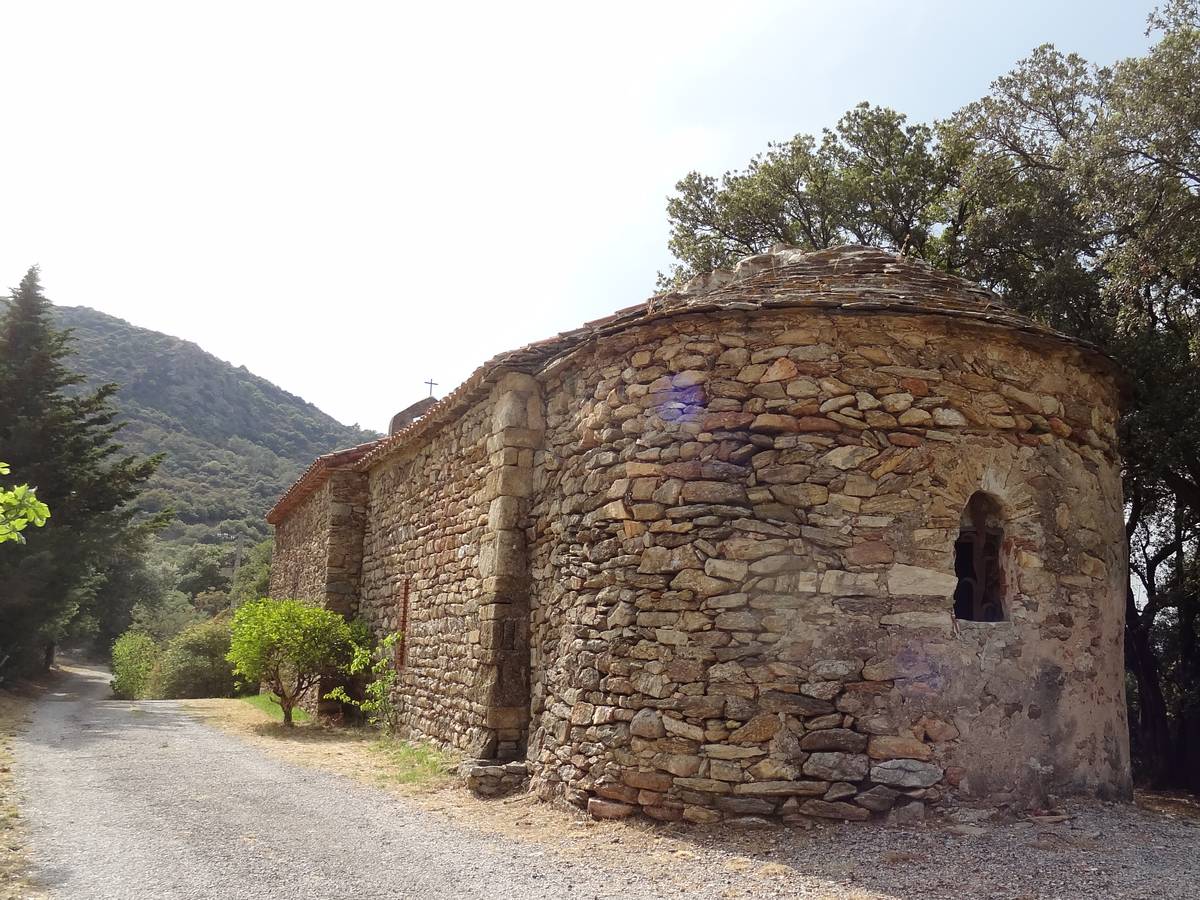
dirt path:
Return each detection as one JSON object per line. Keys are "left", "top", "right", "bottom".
{"left": 10, "top": 664, "right": 1200, "bottom": 899}
{"left": 8, "top": 664, "right": 691, "bottom": 899}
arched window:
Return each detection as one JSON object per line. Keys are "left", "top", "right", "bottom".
{"left": 953, "top": 492, "right": 1007, "bottom": 622}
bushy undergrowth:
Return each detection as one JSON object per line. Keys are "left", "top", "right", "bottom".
{"left": 325, "top": 627, "right": 402, "bottom": 729}
{"left": 110, "top": 631, "right": 160, "bottom": 699}
{"left": 157, "top": 620, "right": 237, "bottom": 698}
{"left": 111, "top": 619, "right": 238, "bottom": 699}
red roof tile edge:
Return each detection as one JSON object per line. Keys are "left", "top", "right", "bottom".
{"left": 265, "top": 439, "right": 383, "bottom": 524}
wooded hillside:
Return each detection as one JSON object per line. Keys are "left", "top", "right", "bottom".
{"left": 53, "top": 305, "right": 378, "bottom": 548}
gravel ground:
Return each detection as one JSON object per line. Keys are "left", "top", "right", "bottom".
{"left": 11, "top": 664, "right": 686, "bottom": 900}
{"left": 11, "top": 664, "right": 1200, "bottom": 900}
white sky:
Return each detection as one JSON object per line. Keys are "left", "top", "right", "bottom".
{"left": 0, "top": 1, "right": 1155, "bottom": 433}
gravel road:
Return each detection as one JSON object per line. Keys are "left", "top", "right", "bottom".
{"left": 10, "top": 664, "right": 683, "bottom": 900}
{"left": 11, "top": 664, "right": 1200, "bottom": 900}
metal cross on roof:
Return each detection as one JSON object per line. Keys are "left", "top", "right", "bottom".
{"left": 425, "top": 378, "right": 438, "bottom": 398}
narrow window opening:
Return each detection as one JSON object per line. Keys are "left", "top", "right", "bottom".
{"left": 953, "top": 492, "right": 1007, "bottom": 622}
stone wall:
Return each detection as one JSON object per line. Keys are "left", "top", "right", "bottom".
{"left": 357, "top": 377, "right": 544, "bottom": 759}
{"left": 269, "top": 480, "right": 334, "bottom": 603}
{"left": 357, "top": 397, "right": 493, "bottom": 752}
{"left": 325, "top": 470, "right": 370, "bottom": 617}
{"left": 269, "top": 470, "right": 370, "bottom": 610}
{"left": 525, "top": 309, "right": 1128, "bottom": 824}
{"left": 268, "top": 469, "right": 369, "bottom": 713}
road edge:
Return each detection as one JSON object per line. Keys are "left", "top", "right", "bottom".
{"left": 1, "top": 670, "right": 57, "bottom": 900}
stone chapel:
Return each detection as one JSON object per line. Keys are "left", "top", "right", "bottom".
{"left": 267, "top": 245, "right": 1131, "bottom": 824}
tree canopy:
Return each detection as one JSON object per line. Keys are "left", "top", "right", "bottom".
{"left": 226, "top": 597, "right": 354, "bottom": 726}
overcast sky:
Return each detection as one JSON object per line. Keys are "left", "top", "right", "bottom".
{"left": 0, "top": 1, "right": 1157, "bottom": 433}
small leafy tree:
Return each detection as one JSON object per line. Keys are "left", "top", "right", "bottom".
{"left": 226, "top": 597, "right": 353, "bottom": 726}
{"left": 325, "top": 630, "right": 402, "bottom": 729}
{"left": 110, "top": 631, "right": 160, "bottom": 699}
{"left": 0, "top": 461, "right": 50, "bottom": 544}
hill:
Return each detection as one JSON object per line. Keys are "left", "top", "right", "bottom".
{"left": 52, "top": 305, "right": 379, "bottom": 548}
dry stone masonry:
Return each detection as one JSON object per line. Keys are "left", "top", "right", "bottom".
{"left": 268, "top": 246, "right": 1131, "bottom": 824}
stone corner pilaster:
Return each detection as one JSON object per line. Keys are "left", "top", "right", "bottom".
{"left": 475, "top": 369, "right": 544, "bottom": 759}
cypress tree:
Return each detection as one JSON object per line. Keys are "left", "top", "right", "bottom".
{"left": 0, "top": 267, "right": 162, "bottom": 673}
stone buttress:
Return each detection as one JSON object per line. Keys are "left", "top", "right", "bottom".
{"left": 477, "top": 371, "right": 544, "bottom": 759}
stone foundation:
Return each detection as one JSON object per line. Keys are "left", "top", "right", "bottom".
{"left": 460, "top": 759, "right": 530, "bottom": 798}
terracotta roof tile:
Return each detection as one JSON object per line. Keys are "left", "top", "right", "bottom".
{"left": 265, "top": 439, "right": 382, "bottom": 524}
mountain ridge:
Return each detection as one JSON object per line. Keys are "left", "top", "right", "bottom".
{"left": 51, "top": 304, "right": 380, "bottom": 547}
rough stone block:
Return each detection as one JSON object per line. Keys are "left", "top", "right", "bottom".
{"left": 494, "top": 465, "right": 533, "bottom": 498}
{"left": 887, "top": 564, "right": 959, "bottom": 597}
{"left": 799, "top": 728, "right": 868, "bottom": 753}
{"left": 802, "top": 752, "right": 870, "bottom": 782}
{"left": 800, "top": 799, "right": 871, "bottom": 821}
{"left": 870, "top": 759, "right": 943, "bottom": 788}
{"left": 662, "top": 715, "right": 705, "bottom": 742}
{"left": 587, "top": 797, "right": 636, "bottom": 820}
{"left": 868, "top": 735, "right": 933, "bottom": 761}
{"left": 732, "top": 780, "right": 828, "bottom": 797}
{"left": 725, "top": 710, "right": 780, "bottom": 744}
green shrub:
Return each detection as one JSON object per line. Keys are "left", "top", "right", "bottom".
{"left": 227, "top": 597, "right": 353, "bottom": 726}
{"left": 110, "top": 631, "right": 160, "bottom": 699}
{"left": 158, "top": 620, "right": 237, "bottom": 699}
{"left": 326, "top": 630, "right": 402, "bottom": 730}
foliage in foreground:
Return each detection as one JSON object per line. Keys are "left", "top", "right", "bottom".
{"left": 662, "top": 1, "right": 1200, "bottom": 792}
{"left": 226, "top": 598, "right": 353, "bottom": 726}
{"left": 0, "top": 462, "right": 49, "bottom": 545}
